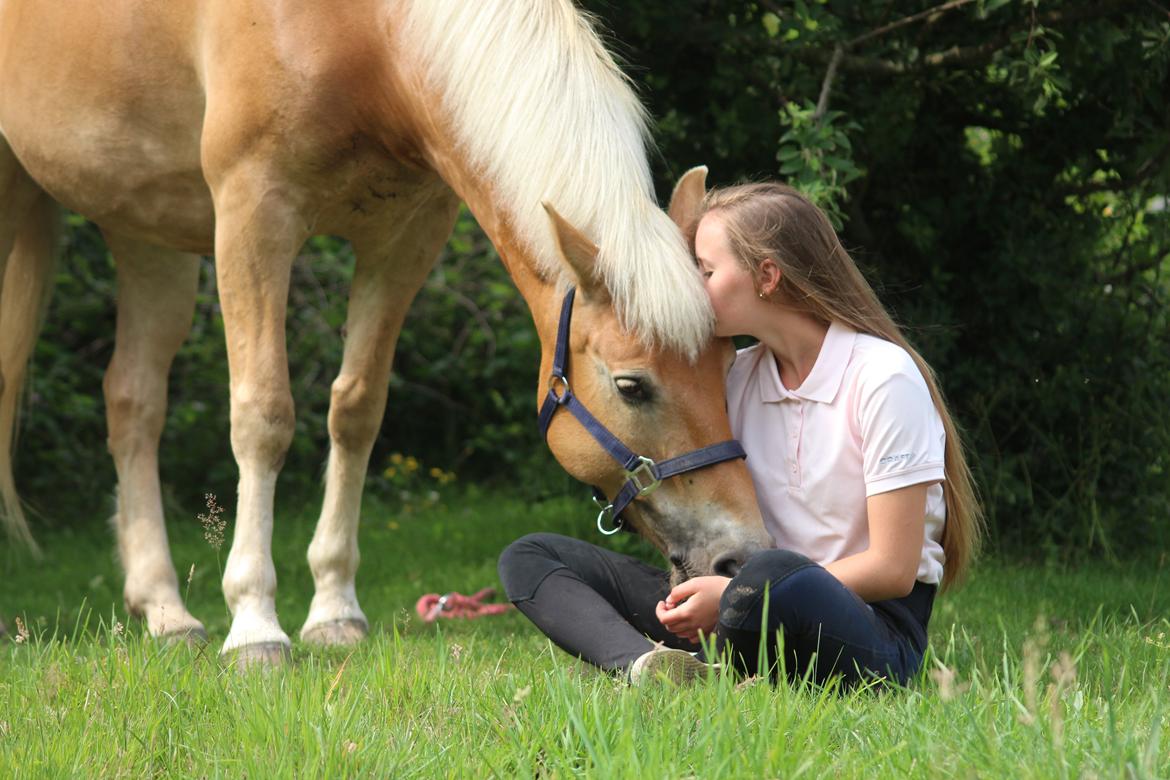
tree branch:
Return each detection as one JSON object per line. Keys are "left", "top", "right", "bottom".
{"left": 847, "top": 0, "right": 978, "bottom": 48}
{"left": 813, "top": 44, "right": 844, "bottom": 119}
{"left": 790, "top": 0, "right": 1140, "bottom": 78}
{"left": 1101, "top": 252, "right": 1169, "bottom": 287}
{"left": 1143, "top": 0, "right": 1170, "bottom": 18}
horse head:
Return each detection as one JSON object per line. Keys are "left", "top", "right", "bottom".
{"left": 539, "top": 168, "right": 772, "bottom": 583}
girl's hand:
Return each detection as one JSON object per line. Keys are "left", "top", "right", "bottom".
{"left": 655, "top": 576, "right": 729, "bottom": 643}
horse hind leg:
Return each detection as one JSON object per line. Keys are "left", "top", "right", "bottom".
{"left": 102, "top": 231, "right": 206, "bottom": 643}
{"left": 0, "top": 143, "right": 54, "bottom": 556}
{"left": 301, "top": 192, "right": 460, "bottom": 646}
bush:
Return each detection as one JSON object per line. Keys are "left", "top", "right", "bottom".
{"left": 583, "top": 0, "right": 1170, "bottom": 555}
{"left": 15, "top": 207, "right": 573, "bottom": 525}
{"left": 12, "top": 1, "right": 1170, "bottom": 557}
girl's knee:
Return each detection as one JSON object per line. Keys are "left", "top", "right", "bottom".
{"left": 732, "top": 549, "right": 814, "bottom": 593}
{"left": 497, "top": 532, "right": 553, "bottom": 576}
{"left": 499, "top": 532, "right": 560, "bottom": 561}
{"left": 719, "top": 549, "right": 816, "bottom": 628}
{"left": 497, "top": 533, "right": 570, "bottom": 603}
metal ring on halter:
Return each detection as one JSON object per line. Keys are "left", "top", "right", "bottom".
{"left": 548, "top": 374, "right": 570, "bottom": 402}
{"left": 596, "top": 503, "right": 622, "bottom": 535}
{"left": 625, "top": 456, "right": 661, "bottom": 496}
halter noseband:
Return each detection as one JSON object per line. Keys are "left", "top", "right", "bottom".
{"left": 537, "top": 286, "right": 747, "bottom": 535}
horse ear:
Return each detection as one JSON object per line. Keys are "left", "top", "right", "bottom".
{"left": 667, "top": 165, "right": 708, "bottom": 233}
{"left": 542, "top": 202, "right": 609, "bottom": 303}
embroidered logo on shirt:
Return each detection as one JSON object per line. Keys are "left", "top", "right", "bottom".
{"left": 879, "top": 452, "right": 914, "bottom": 465}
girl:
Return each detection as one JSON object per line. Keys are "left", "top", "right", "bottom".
{"left": 498, "top": 182, "right": 982, "bottom": 686}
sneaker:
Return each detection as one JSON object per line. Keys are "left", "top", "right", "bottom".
{"left": 628, "top": 647, "right": 710, "bottom": 685}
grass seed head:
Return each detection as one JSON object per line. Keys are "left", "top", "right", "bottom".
{"left": 198, "top": 493, "right": 226, "bottom": 550}
{"left": 930, "top": 662, "right": 970, "bottom": 701}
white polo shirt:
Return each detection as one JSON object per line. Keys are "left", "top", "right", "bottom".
{"left": 726, "top": 322, "right": 947, "bottom": 585}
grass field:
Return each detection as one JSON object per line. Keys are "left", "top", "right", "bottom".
{"left": 1, "top": 488, "right": 1168, "bottom": 778}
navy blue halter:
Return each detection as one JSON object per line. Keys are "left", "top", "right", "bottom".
{"left": 537, "top": 286, "right": 747, "bottom": 535}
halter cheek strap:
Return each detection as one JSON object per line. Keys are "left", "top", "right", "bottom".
{"left": 537, "top": 286, "right": 746, "bottom": 534}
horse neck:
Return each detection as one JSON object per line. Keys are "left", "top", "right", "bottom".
{"left": 461, "top": 200, "right": 566, "bottom": 360}
{"left": 386, "top": 99, "right": 621, "bottom": 351}
{"left": 380, "top": 3, "right": 718, "bottom": 369}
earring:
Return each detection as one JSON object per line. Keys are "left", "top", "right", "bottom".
{"left": 758, "top": 292, "right": 766, "bottom": 299}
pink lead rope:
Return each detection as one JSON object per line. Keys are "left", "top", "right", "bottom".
{"left": 415, "top": 587, "right": 515, "bottom": 622}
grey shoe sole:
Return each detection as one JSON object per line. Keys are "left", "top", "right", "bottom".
{"left": 629, "top": 648, "right": 710, "bottom": 685}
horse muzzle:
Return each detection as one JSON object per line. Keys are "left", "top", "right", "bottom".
{"left": 668, "top": 535, "right": 773, "bottom": 584}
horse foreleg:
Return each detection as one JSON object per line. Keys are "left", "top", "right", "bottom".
{"left": 213, "top": 175, "right": 306, "bottom": 666}
{"left": 301, "top": 195, "right": 460, "bottom": 646}
{"left": 103, "top": 233, "right": 205, "bottom": 642}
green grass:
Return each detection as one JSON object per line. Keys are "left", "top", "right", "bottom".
{"left": 1, "top": 488, "right": 1168, "bottom": 778}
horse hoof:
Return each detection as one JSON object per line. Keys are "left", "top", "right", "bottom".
{"left": 302, "top": 618, "right": 368, "bottom": 647}
{"left": 224, "top": 641, "right": 292, "bottom": 670}
{"left": 162, "top": 626, "right": 209, "bottom": 647}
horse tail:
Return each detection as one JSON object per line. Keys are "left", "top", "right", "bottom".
{"left": 1, "top": 193, "right": 58, "bottom": 558}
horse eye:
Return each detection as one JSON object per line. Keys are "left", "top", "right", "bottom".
{"left": 614, "top": 376, "right": 653, "bottom": 404}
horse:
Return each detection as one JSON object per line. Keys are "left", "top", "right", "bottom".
{"left": 0, "top": 0, "right": 770, "bottom": 664}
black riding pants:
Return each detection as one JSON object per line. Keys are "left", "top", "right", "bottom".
{"left": 498, "top": 532, "right": 935, "bottom": 686}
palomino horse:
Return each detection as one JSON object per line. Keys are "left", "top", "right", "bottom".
{"left": 0, "top": 1, "right": 770, "bottom": 663}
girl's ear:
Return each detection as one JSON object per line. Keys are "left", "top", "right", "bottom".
{"left": 758, "top": 258, "right": 782, "bottom": 297}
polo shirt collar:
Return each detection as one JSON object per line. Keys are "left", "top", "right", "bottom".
{"left": 757, "top": 321, "right": 857, "bottom": 404}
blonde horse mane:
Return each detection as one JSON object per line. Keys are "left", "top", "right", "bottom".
{"left": 400, "top": 0, "right": 713, "bottom": 360}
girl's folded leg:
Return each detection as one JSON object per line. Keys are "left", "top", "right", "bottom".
{"left": 715, "top": 549, "right": 933, "bottom": 686}
{"left": 498, "top": 532, "right": 700, "bottom": 673}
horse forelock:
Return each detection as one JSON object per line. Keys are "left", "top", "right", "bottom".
{"left": 593, "top": 206, "right": 715, "bottom": 363}
{"left": 399, "top": 0, "right": 714, "bottom": 361}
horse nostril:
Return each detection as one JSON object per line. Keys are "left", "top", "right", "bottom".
{"left": 712, "top": 552, "right": 745, "bottom": 578}
{"left": 669, "top": 553, "right": 685, "bottom": 569}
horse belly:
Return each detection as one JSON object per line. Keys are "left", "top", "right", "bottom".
{"left": 15, "top": 135, "right": 215, "bottom": 253}
{"left": 0, "top": 0, "right": 215, "bottom": 252}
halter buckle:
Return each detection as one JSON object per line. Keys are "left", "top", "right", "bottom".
{"left": 625, "top": 456, "right": 661, "bottom": 497}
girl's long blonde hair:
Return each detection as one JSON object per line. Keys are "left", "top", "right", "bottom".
{"left": 693, "top": 182, "right": 983, "bottom": 589}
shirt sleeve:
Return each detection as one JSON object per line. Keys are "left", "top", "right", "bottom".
{"left": 857, "top": 366, "right": 946, "bottom": 497}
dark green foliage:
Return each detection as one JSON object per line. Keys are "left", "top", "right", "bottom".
{"left": 374, "top": 211, "right": 553, "bottom": 483}
{"left": 586, "top": 0, "right": 1170, "bottom": 556}
{"left": 16, "top": 209, "right": 569, "bottom": 522}
{"left": 12, "top": 0, "right": 1169, "bottom": 556}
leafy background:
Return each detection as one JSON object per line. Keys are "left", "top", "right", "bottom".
{"left": 11, "top": 0, "right": 1169, "bottom": 559}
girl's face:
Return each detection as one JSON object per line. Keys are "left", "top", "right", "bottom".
{"left": 695, "top": 213, "right": 760, "bottom": 338}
